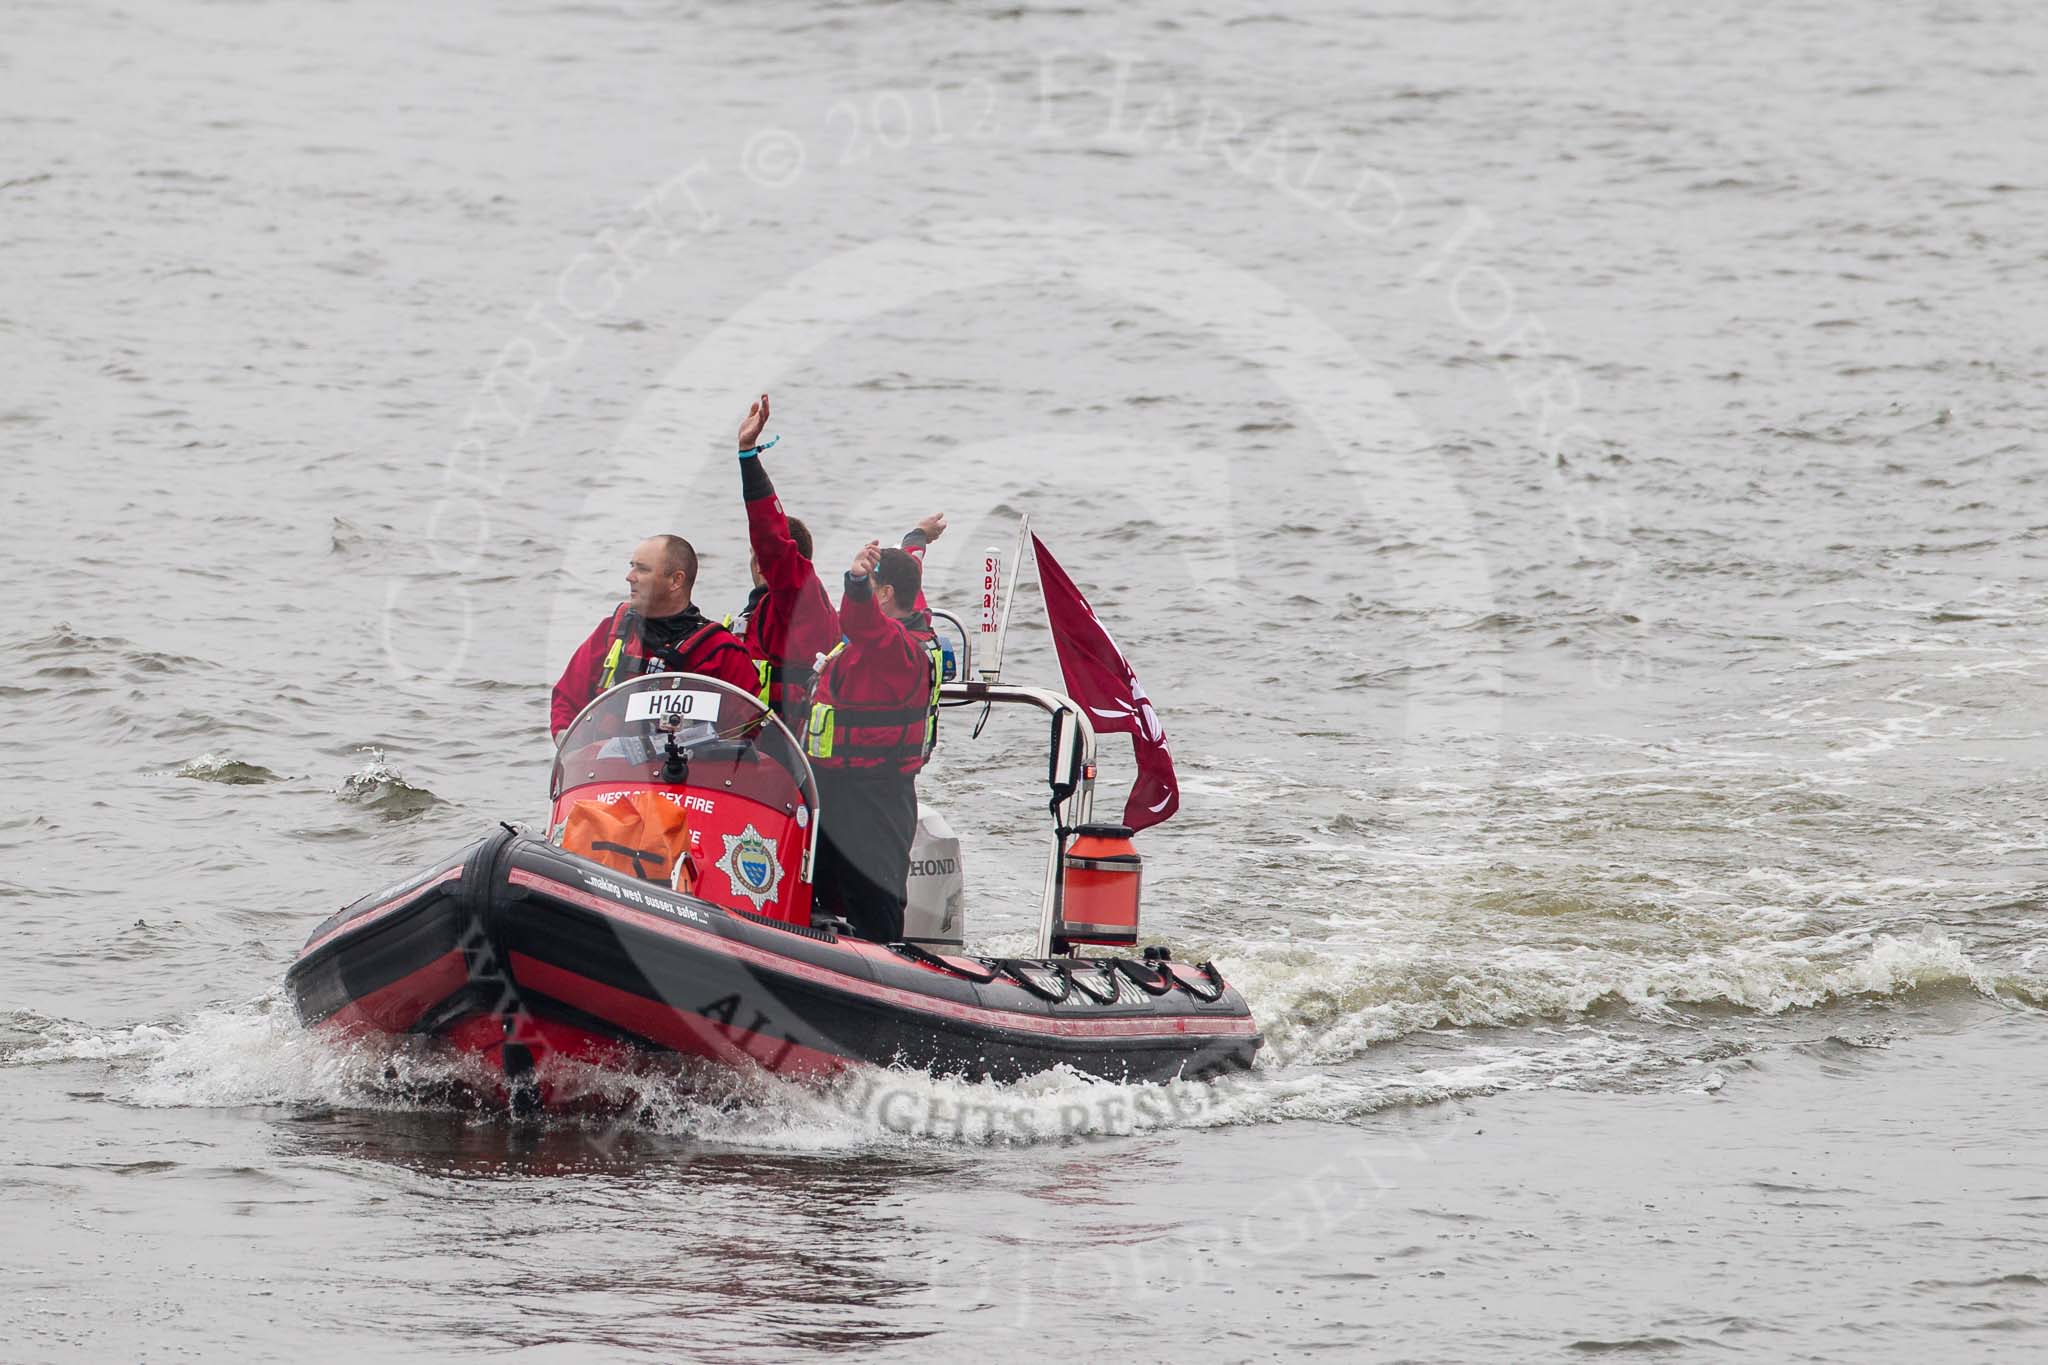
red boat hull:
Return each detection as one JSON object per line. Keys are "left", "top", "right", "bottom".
{"left": 288, "top": 829, "right": 1262, "bottom": 1109}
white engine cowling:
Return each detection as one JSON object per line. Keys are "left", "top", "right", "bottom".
{"left": 903, "top": 803, "right": 965, "bottom": 946}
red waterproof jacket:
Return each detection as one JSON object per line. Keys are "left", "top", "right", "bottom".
{"left": 804, "top": 575, "right": 941, "bottom": 776}
{"left": 735, "top": 453, "right": 839, "bottom": 725}
{"left": 550, "top": 604, "right": 760, "bottom": 738}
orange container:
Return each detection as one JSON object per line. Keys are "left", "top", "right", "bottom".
{"left": 1057, "top": 824, "right": 1143, "bottom": 946}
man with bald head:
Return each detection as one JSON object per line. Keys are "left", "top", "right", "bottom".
{"left": 549, "top": 532, "right": 761, "bottom": 738}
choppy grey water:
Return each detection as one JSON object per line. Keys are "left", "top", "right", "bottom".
{"left": 4, "top": 0, "right": 2047, "bottom": 1359}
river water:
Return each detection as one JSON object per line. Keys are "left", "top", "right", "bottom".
{"left": 4, "top": 0, "right": 2046, "bottom": 1359}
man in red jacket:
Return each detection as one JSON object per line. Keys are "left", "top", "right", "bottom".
{"left": 549, "top": 534, "right": 761, "bottom": 739}
{"left": 804, "top": 540, "right": 943, "bottom": 942}
{"left": 730, "top": 393, "right": 840, "bottom": 731}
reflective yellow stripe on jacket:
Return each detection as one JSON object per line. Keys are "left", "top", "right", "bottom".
{"left": 722, "top": 612, "right": 774, "bottom": 706}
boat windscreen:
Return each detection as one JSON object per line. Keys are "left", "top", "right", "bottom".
{"left": 549, "top": 673, "right": 814, "bottom": 809}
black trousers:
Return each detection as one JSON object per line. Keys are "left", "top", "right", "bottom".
{"left": 811, "top": 767, "right": 917, "bottom": 943}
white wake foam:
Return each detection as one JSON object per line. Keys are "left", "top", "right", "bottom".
{"left": 4, "top": 927, "right": 2027, "bottom": 1149}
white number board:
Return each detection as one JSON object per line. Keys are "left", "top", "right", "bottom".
{"left": 624, "top": 688, "right": 723, "bottom": 725}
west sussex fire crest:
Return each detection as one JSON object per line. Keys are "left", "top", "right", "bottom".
{"left": 714, "top": 824, "right": 784, "bottom": 911}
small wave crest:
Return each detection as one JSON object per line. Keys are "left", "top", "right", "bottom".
{"left": 13, "top": 1020, "right": 183, "bottom": 1065}
{"left": 338, "top": 747, "right": 441, "bottom": 819}
{"left": 6, "top": 623, "right": 210, "bottom": 678}
{"left": 162, "top": 752, "right": 282, "bottom": 785}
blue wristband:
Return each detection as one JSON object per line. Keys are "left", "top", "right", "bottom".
{"left": 737, "top": 434, "right": 780, "bottom": 458}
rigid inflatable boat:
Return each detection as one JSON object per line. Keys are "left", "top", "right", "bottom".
{"left": 287, "top": 668, "right": 1260, "bottom": 1110}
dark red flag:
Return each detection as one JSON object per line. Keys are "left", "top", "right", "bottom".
{"left": 1031, "top": 534, "right": 1179, "bottom": 831}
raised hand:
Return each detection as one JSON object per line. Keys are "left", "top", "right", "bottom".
{"left": 737, "top": 392, "right": 770, "bottom": 450}
{"left": 915, "top": 512, "right": 947, "bottom": 543}
{"left": 851, "top": 540, "right": 882, "bottom": 577}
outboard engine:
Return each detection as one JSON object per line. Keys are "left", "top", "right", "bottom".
{"left": 904, "top": 803, "right": 965, "bottom": 946}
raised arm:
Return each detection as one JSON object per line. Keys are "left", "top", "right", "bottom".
{"left": 899, "top": 512, "right": 944, "bottom": 613}
{"left": 838, "top": 540, "right": 896, "bottom": 646}
{"left": 735, "top": 392, "right": 812, "bottom": 588}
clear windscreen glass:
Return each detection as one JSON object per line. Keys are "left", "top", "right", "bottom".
{"left": 549, "top": 673, "right": 812, "bottom": 808}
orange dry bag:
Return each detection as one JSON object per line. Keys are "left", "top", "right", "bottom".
{"left": 560, "top": 791, "right": 695, "bottom": 892}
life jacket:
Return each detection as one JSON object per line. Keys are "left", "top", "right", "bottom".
{"left": 804, "top": 613, "right": 942, "bottom": 773}
{"left": 723, "top": 608, "right": 817, "bottom": 720}
{"left": 597, "top": 603, "right": 725, "bottom": 693}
